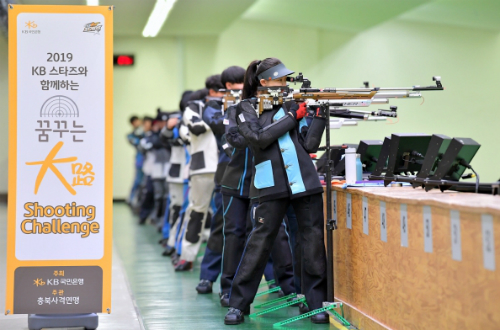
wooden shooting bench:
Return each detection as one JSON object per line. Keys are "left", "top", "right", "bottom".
{"left": 323, "top": 185, "right": 500, "bottom": 329}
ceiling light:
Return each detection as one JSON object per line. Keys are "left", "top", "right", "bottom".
{"left": 142, "top": 0, "right": 177, "bottom": 37}
{"left": 86, "top": 0, "right": 99, "bottom": 5}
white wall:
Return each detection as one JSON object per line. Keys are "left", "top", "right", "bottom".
{"left": 308, "top": 19, "right": 500, "bottom": 182}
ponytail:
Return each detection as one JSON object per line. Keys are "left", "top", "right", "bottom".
{"left": 242, "top": 57, "right": 283, "bottom": 100}
{"left": 242, "top": 60, "right": 261, "bottom": 100}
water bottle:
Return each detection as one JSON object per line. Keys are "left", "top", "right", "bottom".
{"left": 356, "top": 154, "right": 363, "bottom": 182}
{"left": 345, "top": 148, "right": 357, "bottom": 184}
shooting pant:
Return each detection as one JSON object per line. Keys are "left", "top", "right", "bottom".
{"left": 220, "top": 195, "right": 251, "bottom": 295}
{"left": 285, "top": 205, "right": 302, "bottom": 293}
{"left": 152, "top": 178, "right": 168, "bottom": 225}
{"left": 229, "top": 193, "right": 327, "bottom": 311}
{"left": 129, "top": 166, "right": 144, "bottom": 206}
{"left": 164, "top": 182, "right": 184, "bottom": 243}
{"left": 200, "top": 189, "right": 224, "bottom": 282}
{"left": 250, "top": 203, "right": 295, "bottom": 297}
{"left": 220, "top": 197, "right": 295, "bottom": 297}
{"left": 139, "top": 176, "right": 154, "bottom": 222}
{"left": 180, "top": 173, "right": 215, "bottom": 262}
{"left": 167, "top": 183, "right": 189, "bottom": 247}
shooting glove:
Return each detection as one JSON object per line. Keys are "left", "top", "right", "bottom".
{"left": 286, "top": 101, "right": 306, "bottom": 120}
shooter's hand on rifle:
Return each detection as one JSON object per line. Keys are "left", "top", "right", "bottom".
{"left": 289, "top": 102, "right": 307, "bottom": 120}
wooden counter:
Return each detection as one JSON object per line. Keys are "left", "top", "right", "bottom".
{"left": 324, "top": 186, "right": 499, "bottom": 329}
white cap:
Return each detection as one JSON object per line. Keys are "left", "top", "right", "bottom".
{"left": 345, "top": 148, "right": 356, "bottom": 154}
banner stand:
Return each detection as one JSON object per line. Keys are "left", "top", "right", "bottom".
{"left": 6, "top": 4, "right": 114, "bottom": 326}
{"left": 28, "top": 313, "right": 98, "bottom": 330}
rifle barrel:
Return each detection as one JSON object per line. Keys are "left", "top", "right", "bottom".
{"left": 330, "top": 110, "right": 367, "bottom": 120}
{"left": 373, "top": 91, "right": 421, "bottom": 98}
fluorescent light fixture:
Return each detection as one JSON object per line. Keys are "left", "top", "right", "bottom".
{"left": 142, "top": 0, "right": 177, "bottom": 37}
{"left": 86, "top": 0, "right": 99, "bottom": 5}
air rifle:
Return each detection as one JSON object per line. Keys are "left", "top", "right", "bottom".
{"left": 255, "top": 75, "right": 443, "bottom": 115}
{"left": 219, "top": 89, "right": 242, "bottom": 114}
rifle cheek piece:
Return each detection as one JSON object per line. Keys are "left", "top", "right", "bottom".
{"left": 257, "top": 63, "right": 294, "bottom": 81}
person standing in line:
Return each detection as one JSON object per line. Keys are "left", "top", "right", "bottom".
{"left": 138, "top": 110, "right": 170, "bottom": 226}
{"left": 220, "top": 104, "right": 295, "bottom": 310}
{"left": 196, "top": 66, "right": 246, "bottom": 294}
{"left": 224, "top": 58, "right": 328, "bottom": 325}
{"left": 160, "top": 91, "right": 192, "bottom": 256}
{"left": 126, "top": 115, "right": 144, "bottom": 208}
{"left": 175, "top": 78, "right": 223, "bottom": 271}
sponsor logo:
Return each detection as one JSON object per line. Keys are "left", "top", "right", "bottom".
{"left": 22, "top": 21, "right": 41, "bottom": 35}
{"left": 83, "top": 22, "right": 102, "bottom": 34}
{"left": 25, "top": 21, "right": 37, "bottom": 29}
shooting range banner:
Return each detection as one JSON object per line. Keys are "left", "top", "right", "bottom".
{"left": 5, "top": 5, "right": 113, "bottom": 314}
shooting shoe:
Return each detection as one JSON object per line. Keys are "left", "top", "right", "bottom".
{"left": 174, "top": 260, "right": 193, "bottom": 272}
{"left": 288, "top": 296, "right": 300, "bottom": 307}
{"left": 299, "top": 302, "right": 309, "bottom": 314}
{"left": 220, "top": 293, "right": 229, "bottom": 307}
{"left": 224, "top": 307, "right": 244, "bottom": 325}
{"left": 311, "top": 312, "right": 329, "bottom": 324}
{"left": 196, "top": 279, "right": 213, "bottom": 294}
{"left": 171, "top": 253, "right": 180, "bottom": 266}
{"left": 162, "top": 246, "right": 175, "bottom": 257}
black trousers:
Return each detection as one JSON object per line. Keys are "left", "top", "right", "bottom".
{"left": 220, "top": 195, "right": 251, "bottom": 295}
{"left": 229, "top": 193, "right": 327, "bottom": 311}
{"left": 152, "top": 179, "right": 168, "bottom": 223}
{"left": 221, "top": 195, "right": 295, "bottom": 296}
{"left": 251, "top": 203, "right": 295, "bottom": 296}
{"left": 139, "top": 176, "right": 154, "bottom": 221}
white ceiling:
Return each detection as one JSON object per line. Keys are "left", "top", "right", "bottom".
{"left": 17, "top": 0, "right": 500, "bottom": 37}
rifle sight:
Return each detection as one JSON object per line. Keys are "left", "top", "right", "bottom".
{"left": 286, "top": 72, "right": 311, "bottom": 88}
